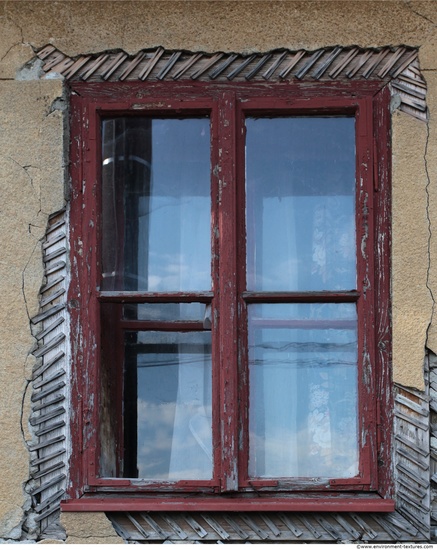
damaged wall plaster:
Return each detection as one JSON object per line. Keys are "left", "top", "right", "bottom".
{"left": 392, "top": 109, "right": 432, "bottom": 390}
{"left": 1, "top": 0, "right": 437, "bottom": 542}
{"left": 0, "top": 80, "right": 64, "bottom": 539}
{"left": 61, "top": 513, "right": 123, "bottom": 545}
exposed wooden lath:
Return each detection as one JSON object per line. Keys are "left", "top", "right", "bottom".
{"left": 427, "top": 352, "right": 437, "bottom": 537}
{"left": 35, "top": 45, "right": 427, "bottom": 121}
{"left": 28, "top": 210, "right": 68, "bottom": 540}
{"left": 394, "top": 384, "right": 431, "bottom": 538}
{"left": 107, "top": 509, "right": 422, "bottom": 542}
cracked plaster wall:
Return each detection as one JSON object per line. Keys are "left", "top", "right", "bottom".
{"left": 0, "top": 79, "right": 64, "bottom": 539}
{"left": 1, "top": 0, "right": 437, "bottom": 542}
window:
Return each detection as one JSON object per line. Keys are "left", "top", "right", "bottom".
{"left": 67, "top": 81, "right": 393, "bottom": 511}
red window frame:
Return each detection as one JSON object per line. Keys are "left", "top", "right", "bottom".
{"left": 66, "top": 80, "right": 393, "bottom": 512}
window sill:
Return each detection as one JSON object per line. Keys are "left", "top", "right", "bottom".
{"left": 61, "top": 495, "right": 395, "bottom": 513}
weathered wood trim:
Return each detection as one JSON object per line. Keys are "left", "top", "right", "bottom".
{"left": 35, "top": 45, "right": 427, "bottom": 122}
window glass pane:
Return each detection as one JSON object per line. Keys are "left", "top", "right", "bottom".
{"left": 102, "top": 117, "right": 211, "bottom": 291}
{"left": 124, "top": 331, "right": 212, "bottom": 480}
{"left": 123, "top": 302, "right": 207, "bottom": 322}
{"left": 248, "top": 303, "right": 358, "bottom": 479}
{"left": 246, "top": 117, "right": 356, "bottom": 291}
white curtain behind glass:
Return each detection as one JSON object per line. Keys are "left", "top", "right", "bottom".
{"left": 136, "top": 118, "right": 212, "bottom": 480}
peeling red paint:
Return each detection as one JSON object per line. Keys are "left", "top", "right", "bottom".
{"left": 67, "top": 80, "right": 392, "bottom": 509}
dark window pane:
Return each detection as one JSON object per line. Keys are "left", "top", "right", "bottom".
{"left": 246, "top": 117, "right": 356, "bottom": 291}
{"left": 102, "top": 118, "right": 211, "bottom": 291}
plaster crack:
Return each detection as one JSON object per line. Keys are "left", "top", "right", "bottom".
{"left": 403, "top": 0, "right": 436, "bottom": 26}
{"left": 0, "top": 14, "right": 25, "bottom": 63}
{"left": 424, "top": 115, "right": 436, "bottom": 348}
{"left": 6, "top": 156, "right": 42, "bottom": 216}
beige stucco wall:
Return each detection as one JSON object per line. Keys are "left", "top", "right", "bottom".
{"left": 1, "top": 0, "right": 437, "bottom": 542}
{"left": 0, "top": 79, "right": 64, "bottom": 539}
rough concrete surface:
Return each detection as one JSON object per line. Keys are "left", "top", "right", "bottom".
{"left": 0, "top": 0, "right": 437, "bottom": 542}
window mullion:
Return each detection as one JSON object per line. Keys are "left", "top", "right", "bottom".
{"left": 217, "top": 91, "right": 239, "bottom": 492}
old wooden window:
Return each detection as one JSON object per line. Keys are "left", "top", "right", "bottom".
{"left": 67, "top": 81, "right": 393, "bottom": 511}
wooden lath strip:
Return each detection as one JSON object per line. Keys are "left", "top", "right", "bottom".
{"left": 191, "top": 52, "right": 223, "bottom": 80}
{"left": 32, "top": 368, "right": 65, "bottom": 390}
{"left": 362, "top": 48, "right": 391, "bottom": 78}
{"left": 181, "top": 514, "right": 208, "bottom": 539}
{"left": 29, "top": 435, "right": 65, "bottom": 453}
{"left": 392, "top": 80, "right": 427, "bottom": 103}
{"left": 396, "top": 393, "right": 429, "bottom": 416}
{"left": 172, "top": 53, "right": 203, "bottom": 80}
{"left": 101, "top": 52, "right": 128, "bottom": 80}
{"left": 278, "top": 50, "right": 306, "bottom": 78}
{"left": 32, "top": 350, "right": 65, "bottom": 380}
{"left": 332, "top": 513, "right": 361, "bottom": 540}
{"left": 31, "top": 461, "right": 65, "bottom": 479}
{"left": 32, "top": 333, "right": 65, "bottom": 358}
{"left": 390, "top": 49, "right": 419, "bottom": 78}
{"left": 42, "top": 52, "right": 66, "bottom": 71}
{"left": 240, "top": 513, "right": 269, "bottom": 540}
{"left": 31, "top": 449, "right": 66, "bottom": 468}
{"left": 34, "top": 420, "right": 65, "bottom": 437}
{"left": 32, "top": 394, "right": 65, "bottom": 413}
{"left": 370, "top": 514, "right": 401, "bottom": 540}
{"left": 245, "top": 53, "right": 273, "bottom": 80}
{"left": 295, "top": 49, "right": 325, "bottom": 79}
{"left": 80, "top": 53, "right": 109, "bottom": 80}
{"left": 39, "top": 275, "right": 65, "bottom": 295}
{"left": 345, "top": 50, "right": 373, "bottom": 78}
{"left": 119, "top": 51, "right": 147, "bottom": 81}
{"left": 45, "top": 261, "right": 66, "bottom": 277}
{"left": 227, "top": 54, "right": 257, "bottom": 80}
{"left": 157, "top": 51, "right": 182, "bottom": 80}
{"left": 262, "top": 50, "right": 288, "bottom": 80}
{"left": 26, "top": 209, "right": 69, "bottom": 533}
{"left": 62, "top": 56, "right": 91, "bottom": 79}
{"left": 209, "top": 53, "right": 238, "bottom": 79}
{"left": 139, "top": 47, "right": 164, "bottom": 80}
{"left": 39, "top": 288, "right": 65, "bottom": 308}
{"left": 37, "top": 45, "right": 57, "bottom": 60}
{"left": 328, "top": 47, "right": 359, "bottom": 78}
{"left": 312, "top": 46, "right": 342, "bottom": 79}
{"left": 348, "top": 513, "right": 378, "bottom": 539}
{"left": 34, "top": 316, "right": 64, "bottom": 341}
{"left": 378, "top": 47, "right": 407, "bottom": 78}
{"left": 29, "top": 407, "right": 65, "bottom": 428}
{"left": 200, "top": 513, "right": 230, "bottom": 539}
